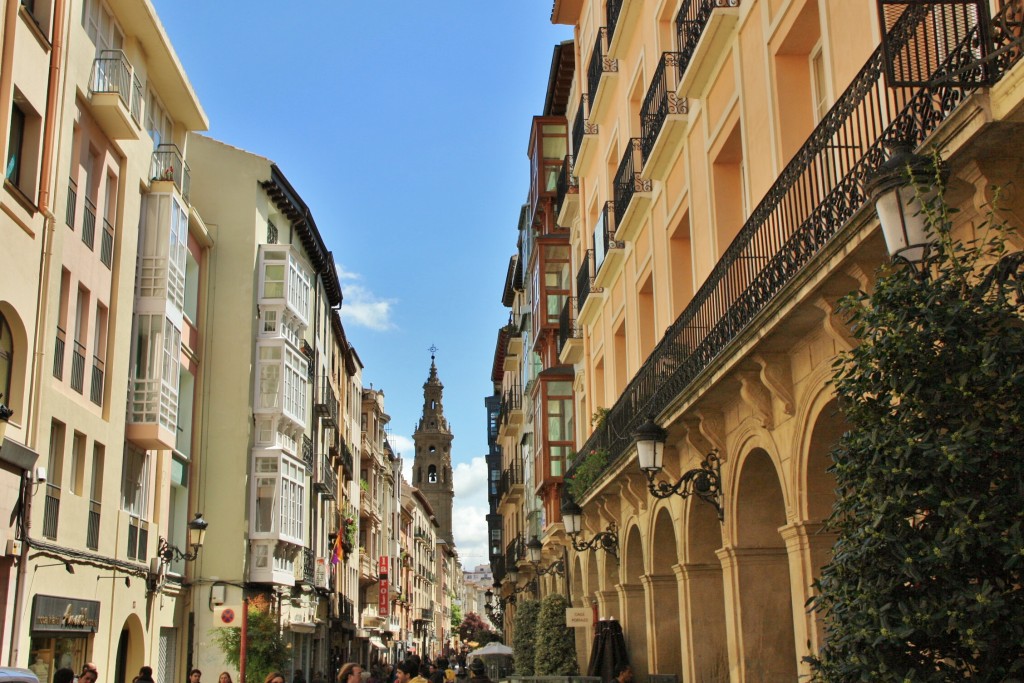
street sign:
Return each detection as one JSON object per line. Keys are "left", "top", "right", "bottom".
{"left": 565, "top": 607, "right": 590, "bottom": 627}
{"left": 214, "top": 605, "right": 242, "bottom": 626}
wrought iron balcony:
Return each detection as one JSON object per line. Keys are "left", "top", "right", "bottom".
{"left": 558, "top": 296, "right": 581, "bottom": 356}
{"left": 70, "top": 341, "right": 85, "bottom": 394}
{"left": 89, "top": 50, "right": 141, "bottom": 138}
{"left": 150, "top": 144, "right": 191, "bottom": 203}
{"left": 90, "top": 356, "right": 104, "bottom": 406}
{"left": 302, "top": 435, "right": 314, "bottom": 471}
{"left": 593, "top": 201, "right": 624, "bottom": 288}
{"left": 65, "top": 178, "right": 76, "bottom": 228}
{"left": 587, "top": 28, "right": 617, "bottom": 112}
{"left": 606, "top": 0, "right": 624, "bottom": 45}
{"left": 505, "top": 534, "right": 526, "bottom": 570}
{"left": 500, "top": 385, "right": 522, "bottom": 427}
{"left": 315, "top": 454, "right": 338, "bottom": 500}
{"left": 82, "top": 197, "right": 96, "bottom": 250}
{"left": 301, "top": 547, "right": 316, "bottom": 586}
{"left": 100, "top": 218, "right": 114, "bottom": 268}
{"left": 613, "top": 138, "right": 651, "bottom": 231}
{"left": 640, "top": 52, "right": 688, "bottom": 166}
{"left": 676, "top": 0, "right": 739, "bottom": 63}
{"left": 576, "top": 249, "right": 598, "bottom": 315}
{"left": 567, "top": 0, "right": 1024, "bottom": 493}
{"left": 555, "top": 154, "right": 578, "bottom": 220}
{"left": 315, "top": 375, "right": 339, "bottom": 428}
{"left": 52, "top": 326, "right": 65, "bottom": 380}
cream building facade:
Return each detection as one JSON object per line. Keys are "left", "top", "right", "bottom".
{"left": 1, "top": 0, "right": 211, "bottom": 679}
{"left": 491, "top": 0, "right": 1024, "bottom": 680}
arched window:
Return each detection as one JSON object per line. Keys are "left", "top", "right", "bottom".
{"left": 0, "top": 313, "right": 12, "bottom": 405}
{"left": 428, "top": 465, "right": 437, "bottom": 483}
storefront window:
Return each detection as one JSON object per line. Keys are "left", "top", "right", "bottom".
{"left": 29, "top": 635, "right": 88, "bottom": 683}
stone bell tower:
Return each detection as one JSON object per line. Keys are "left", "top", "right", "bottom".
{"left": 412, "top": 348, "right": 455, "bottom": 546}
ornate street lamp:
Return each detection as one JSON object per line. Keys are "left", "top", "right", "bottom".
{"left": 526, "top": 536, "right": 564, "bottom": 577}
{"left": 160, "top": 512, "right": 209, "bottom": 563}
{"left": 633, "top": 417, "right": 724, "bottom": 521}
{"left": 867, "top": 142, "right": 944, "bottom": 265}
{"left": 560, "top": 496, "right": 618, "bottom": 557}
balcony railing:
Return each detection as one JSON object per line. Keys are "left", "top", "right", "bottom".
{"left": 90, "top": 50, "right": 133, "bottom": 108}
{"left": 587, "top": 28, "right": 616, "bottom": 106}
{"left": 315, "top": 375, "right": 339, "bottom": 428}
{"left": 53, "top": 326, "right": 65, "bottom": 380}
{"left": 641, "top": 52, "right": 687, "bottom": 161}
{"left": 90, "top": 356, "right": 104, "bottom": 406}
{"left": 555, "top": 154, "right": 578, "bottom": 218}
{"left": 676, "top": 1, "right": 739, "bottom": 62}
{"left": 500, "top": 385, "right": 521, "bottom": 425}
{"left": 567, "top": 0, "right": 1024, "bottom": 489}
{"left": 576, "top": 249, "right": 597, "bottom": 315}
{"left": 341, "top": 596, "right": 355, "bottom": 624}
{"left": 100, "top": 218, "right": 114, "bottom": 268}
{"left": 606, "top": 0, "right": 624, "bottom": 45}
{"left": 558, "top": 296, "right": 581, "bottom": 354}
{"left": 302, "top": 435, "right": 314, "bottom": 471}
{"left": 315, "top": 454, "right": 338, "bottom": 500}
{"left": 594, "top": 201, "right": 622, "bottom": 276}
{"left": 150, "top": 144, "right": 191, "bottom": 202}
{"left": 70, "top": 341, "right": 86, "bottom": 393}
{"left": 65, "top": 179, "right": 76, "bottom": 228}
{"left": 301, "top": 547, "right": 316, "bottom": 585}
{"left": 130, "top": 73, "right": 142, "bottom": 123}
{"left": 613, "top": 139, "right": 650, "bottom": 228}
{"left": 82, "top": 197, "right": 96, "bottom": 250}
{"left": 504, "top": 534, "right": 525, "bottom": 570}
{"left": 42, "top": 484, "right": 60, "bottom": 540}
{"left": 87, "top": 500, "right": 100, "bottom": 550}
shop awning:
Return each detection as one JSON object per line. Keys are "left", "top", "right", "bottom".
{"left": 368, "top": 637, "right": 386, "bottom": 650}
{"left": 289, "top": 622, "right": 316, "bottom": 634}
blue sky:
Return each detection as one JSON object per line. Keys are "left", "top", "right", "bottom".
{"left": 151, "top": 2, "right": 571, "bottom": 567}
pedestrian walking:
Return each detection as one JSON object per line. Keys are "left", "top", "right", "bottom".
{"left": 218, "top": 672, "right": 233, "bottom": 683}
{"left": 264, "top": 672, "right": 287, "bottom": 683}
{"left": 337, "top": 662, "right": 363, "bottom": 683}
{"left": 467, "top": 661, "right": 491, "bottom": 683}
{"left": 137, "top": 666, "right": 156, "bottom": 683}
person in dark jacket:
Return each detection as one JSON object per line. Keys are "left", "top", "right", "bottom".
{"left": 467, "top": 661, "right": 491, "bottom": 683}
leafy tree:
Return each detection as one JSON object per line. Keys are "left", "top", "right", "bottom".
{"left": 512, "top": 599, "right": 540, "bottom": 675}
{"left": 450, "top": 603, "right": 463, "bottom": 630}
{"left": 459, "top": 612, "right": 501, "bottom": 646}
{"left": 808, "top": 175, "right": 1024, "bottom": 681}
{"left": 211, "top": 596, "right": 291, "bottom": 683}
{"left": 534, "top": 593, "right": 578, "bottom": 675}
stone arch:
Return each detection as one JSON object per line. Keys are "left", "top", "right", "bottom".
{"left": 620, "top": 523, "right": 649, "bottom": 679}
{"left": 733, "top": 447, "right": 798, "bottom": 681}
{"left": 0, "top": 302, "right": 29, "bottom": 416}
{"left": 114, "top": 612, "right": 146, "bottom": 683}
{"left": 684, "top": 489, "right": 728, "bottom": 681}
{"left": 649, "top": 505, "right": 682, "bottom": 677}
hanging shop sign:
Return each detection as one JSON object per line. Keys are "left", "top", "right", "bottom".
{"left": 378, "top": 556, "right": 389, "bottom": 617}
{"left": 32, "top": 595, "right": 101, "bottom": 633}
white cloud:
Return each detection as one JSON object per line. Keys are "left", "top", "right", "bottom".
{"left": 336, "top": 264, "right": 396, "bottom": 331}
{"left": 452, "top": 457, "right": 491, "bottom": 567}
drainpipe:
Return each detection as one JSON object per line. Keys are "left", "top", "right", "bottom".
{"left": 8, "top": 0, "right": 68, "bottom": 666}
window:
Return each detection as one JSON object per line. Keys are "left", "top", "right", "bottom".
{"left": 428, "top": 465, "right": 438, "bottom": 484}
{"left": 261, "top": 251, "right": 286, "bottom": 299}
{"left": 145, "top": 89, "right": 171, "bottom": 149}
{"left": 47, "top": 420, "right": 66, "bottom": 488}
{"left": 70, "top": 431, "right": 86, "bottom": 495}
{"left": 254, "top": 457, "right": 278, "bottom": 534}
{"left": 90, "top": 443, "right": 104, "bottom": 502}
{"left": 82, "top": 0, "right": 122, "bottom": 52}
{"left": 544, "top": 380, "right": 574, "bottom": 477}
{"left": 810, "top": 44, "right": 829, "bottom": 122}
{"left": 0, "top": 313, "right": 12, "bottom": 405}
{"left": 258, "top": 346, "right": 282, "bottom": 410}
{"left": 279, "top": 457, "right": 304, "bottom": 541}
{"left": 6, "top": 104, "right": 26, "bottom": 186}
{"left": 120, "top": 443, "right": 149, "bottom": 518}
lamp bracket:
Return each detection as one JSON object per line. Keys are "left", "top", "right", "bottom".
{"left": 158, "top": 536, "right": 200, "bottom": 563}
{"left": 644, "top": 450, "right": 725, "bottom": 522}
{"left": 569, "top": 522, "right": 619, "bottom": 558}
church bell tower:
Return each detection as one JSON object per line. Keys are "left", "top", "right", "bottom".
{"left": 412, "top": 349, "right": 455, "bottom": 546}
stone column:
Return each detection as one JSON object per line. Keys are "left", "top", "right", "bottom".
{"left": 717, "top": 546, "right": 799, "bottom": 683}
{"left": 780, "top": 521, "right": 837, "bottom": 677}
{"left": 677, "top": 562, "right": 728, "bottom": 682}
{"left": 641, "top": 572, "right": 682, "bottom": 678}
{"left": 616, "top": 584, "right": 649, "bottom": 679}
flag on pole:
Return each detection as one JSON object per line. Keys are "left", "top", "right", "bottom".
{"left": 330, "top": 532, "right": 344, "bottom": 565}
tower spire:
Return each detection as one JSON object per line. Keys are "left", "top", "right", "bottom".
{"left": 413, "top": 351, "right": 455, "bottom": 546}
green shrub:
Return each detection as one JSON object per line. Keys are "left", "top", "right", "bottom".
{"left": 211, "top": 598, "right": 291, "bottom": 683}
{"left": 512, "top": 599, "right": 540, "bottom": 675}
{"left": 534, "top": 594, "right": 578, "bottom": 675}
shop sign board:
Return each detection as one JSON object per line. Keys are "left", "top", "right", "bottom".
{"left": 32, "top": 595, "right": 101, "bottom": 633}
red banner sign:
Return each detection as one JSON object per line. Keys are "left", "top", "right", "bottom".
{"left": 378, "top": 556, "right": 389, "bottom": 617}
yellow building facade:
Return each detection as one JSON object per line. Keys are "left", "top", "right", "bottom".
{"left": 490, "top": 0, "right": 1024, "bottom": 680}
